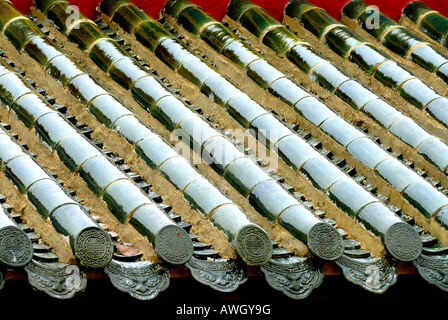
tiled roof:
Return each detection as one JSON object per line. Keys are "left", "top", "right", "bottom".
{"left": 0, "top": 0, "right": 448, "bottom": 305}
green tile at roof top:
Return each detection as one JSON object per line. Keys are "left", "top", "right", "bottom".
{"left": 46, "top": 1, "right": 86, "bottom": 34}
{"left": 340, "top": 0, "right": 370, "bottom": 20}
{"left": 332, "top": 0, "right": 398, "bottom": 41}
{"left": 176, "top": 5, "right": 217, "bottom": 35}
{"left": 239, "top": 6, "right": 281, "bottom": 39}
{"left": 0, "top": 0, "right": 23, "bottom": 32}
{"left": 43, "top": 1, "right": 110, "bottom": 52}
{"left": 284, "top": 0, "right": 364, "bottom": 57}
{"left": 357, "top": 9, "right": 398, "bottom": 40}
{"left": 402, "top": 1, "right": 433, "bottom": 23}
{"left": 226, "top": 0, "right": 260, "bottom": 22}
{"left": 100, "top": 1, "right": 175, "bottom": 52}
{"left": 113, "top": 3, "right": 149, "bottom": 34}
{"left": 284, "top": 0, "right": 320, "bottom": 20}
{"left": 97, "top": 0, "right": 133, "bottom": 18}
{"left": 420, "top": 13, "right": 448, "bottom": 44}
{"left": 402, "top": 1, "right": 448, "bottom": 43}
{"left": 162, "top": 0, "right": 196, "bottom": 17}
{"left": 34, "top": 0, "right": 69, "bottom": 14}
{"left": 297, "top": 8, "right": 340, "bottom": 39}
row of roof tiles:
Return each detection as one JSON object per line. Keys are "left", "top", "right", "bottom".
{"left": 0, "top": 0, "right": 447, "bottom": 300}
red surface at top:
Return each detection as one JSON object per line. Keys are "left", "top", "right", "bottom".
{"left": 9, "top": 0, "right": 448, "bottom": 25}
